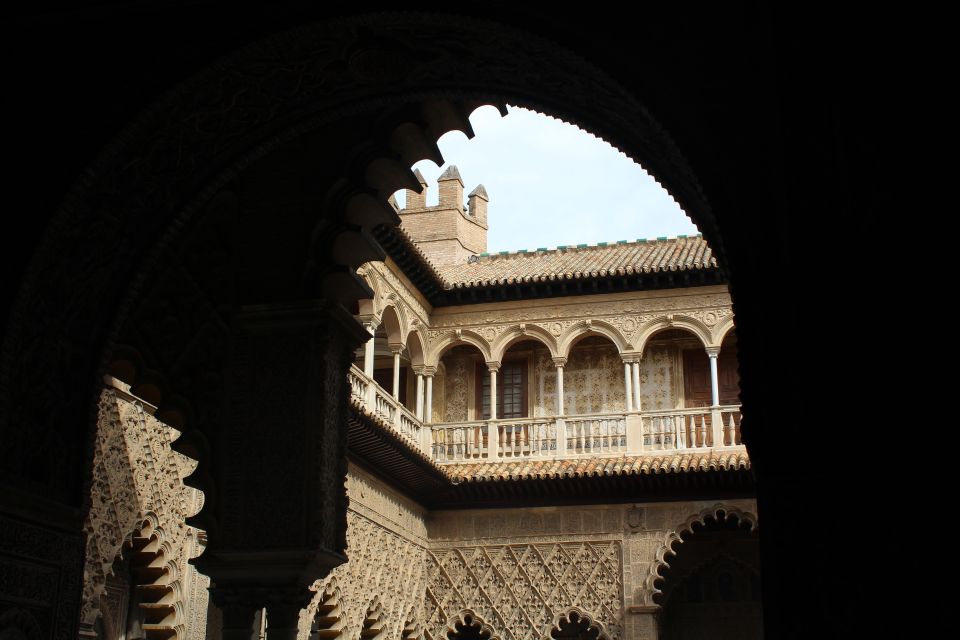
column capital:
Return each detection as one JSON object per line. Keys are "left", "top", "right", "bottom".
{"left": 388, "top": 342, "right": 405, "bottom": 355}
{"left": 486, "top": 361, "right": 501, "bottom": 373}
{"left": 422, "top": 365, "right": 437, "bottom": 377}
{"left": 552, "top": 356, "right": 567, "bottom": 367}
{"left": 412, "top": 365, "right": 426, "bottom": 376}
{"left": 706, "top": 346, "right": 721, "bottom": 357}
{"left": 621, "top": 353, "right": 641, "bottom": 365}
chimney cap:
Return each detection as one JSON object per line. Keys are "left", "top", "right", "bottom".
{"left": 468, "top": 184, "right": 489, "bottom": 200}
{"left": 438, "top": 165, "right": 464, "bottom": 184}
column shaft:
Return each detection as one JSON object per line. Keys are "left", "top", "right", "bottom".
{"left": 631, "top": 361, "right": 642, "bottom": 412}
{"left": 415, "top": 373, "right": 424, "bottom": 419}
{"left": 709, "top": 351, "right": 720, "bottom": 406}
{"left": 363, "top": 323, "right": 375, "bottom": 378}
{"left": 425, "top": 375, "right": 433, "bottom": 423}
{"left": 624, "top": 362, "right": 634, "bottom": 412}
{"left": 556, "top": 365, "right": 565, "bottom": 416}
{"left": 392, "top": 351, "right": 401, "bottom": 399}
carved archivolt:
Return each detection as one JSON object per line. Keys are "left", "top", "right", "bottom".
{"left": 80, "top": 386, "right": 208, "bottom": 639}
{"left": 642, "top": 503, "right": 758, "bottom": 605}
{"left": 443, "top": 610, "right": 501, "bottom": 640}
{"left": 548, "top": 608, "right": 611, "bottom": 640}
{"left": 425, "top": 305, "right": 731, "bottom": 367}
{"left": 300, "top": 511, "right": 428, "bottom": 640}
{"left": 633, "top": 315, "right": 712, "bottom": 353}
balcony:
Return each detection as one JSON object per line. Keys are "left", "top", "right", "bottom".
{"left": 348, "top": 364, "right": 743, "bottom": 464}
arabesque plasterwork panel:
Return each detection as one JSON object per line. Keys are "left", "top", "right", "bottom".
{"left": 81, "top": 384, "right": 209, "bottom": 638}
{"left": 424, "top": 541, "right": 623, "bottom": 640}
{"left": 300, "top": 466, "right": 430, "bottom": 640}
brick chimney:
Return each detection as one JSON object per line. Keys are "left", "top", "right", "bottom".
{"left": 437, "top": 165, "right": 464, "bottom": 212}
{"left": 405, "top": 168, "right": 428, "bottom": 209}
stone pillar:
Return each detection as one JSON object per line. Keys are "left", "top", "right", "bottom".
{"left": 624, "top": 360, "right": 634, "bottom": 411}
{"left": 632, "top": 360, "right": 642, "bottom": 412}
{"left": 625, "top": 607, "right": 661, "bottom": 640}
{"left": 264, "top": 601, "right": 302, "bottom": 640}
{"left": 197, "top": 302, "right": 366, "bottom": 616}
{"left": 391, "top": 346, "right": 402, "bottom": 399}
{"left": 554, "top": 357, "right": 567, "bottom": 416}
{"left": 219, "top": 603, "right": 260, "bottom": 640}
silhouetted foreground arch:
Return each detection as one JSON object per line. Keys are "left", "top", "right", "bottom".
{"left": 1, "top": 10, "right": 722, "bottom": 636}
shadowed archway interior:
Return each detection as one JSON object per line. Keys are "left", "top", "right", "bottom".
{"left": 1, "top": 5, "right": 897, "bottom": 639}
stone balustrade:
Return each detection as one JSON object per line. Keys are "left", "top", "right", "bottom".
{"left": 348, "top": 365, "right": 424, "bottom": 450}
{"left": 349, "top": 366, "right": 743, "bottom": 463}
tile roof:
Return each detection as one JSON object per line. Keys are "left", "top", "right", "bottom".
{"left": 436, "top": 236, "right": 716, "bottom": 288}
{"left": 445, "top": 448, "right": 750, "bottom": 483}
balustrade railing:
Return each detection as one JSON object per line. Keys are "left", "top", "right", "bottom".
{"left": 347, "top": 366, "right": 368, "bottom": 406}
{"left": 565, "top": 415, "right": 627, "bottom": 454}
{"left": 641, "top": 406, "right": 742, "bottom": 450}
{"left": 349, "top": 366, "right": 742, "bottom": 463}
{"left": 348, "top": 365, "right": 422, "bottom": 448}
{"left": 432, "top": 418, "right": 558, "bottom": 462}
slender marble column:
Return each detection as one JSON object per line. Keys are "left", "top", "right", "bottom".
{"left": 425, "top": 374, "right": 433, "bottom": 423}
{"left": 363, "top": 321, "right": 376, "bottom": 378}
{"left": 554, "top": 357, "right": 567, "bottom": 416}
{"left": 415, "top": 372, "right": 424, "bottom": 419}
{"left": 489, "top": 365, "right": 499, "bottom": 420}
{"left": 624, "top": 361, "right": 634, "bottom": 411}
{"left": 708, "top": 348, "right": 721, "bottom": 406}
{"left": 631, "top": 361, "right": 642, "bottom": 412}
{"left": 391, "top": 348, "right": 402, "bottom": 399}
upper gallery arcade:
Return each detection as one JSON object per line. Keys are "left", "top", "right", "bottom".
{"left": 349, "top": 167, "right": 743, "bottom": 468}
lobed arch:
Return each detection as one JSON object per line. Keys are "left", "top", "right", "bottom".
{"left": 444, "top": 610, "right": 500, "bottom": 640}
{"left": 360, "top": 596, "right": 386, "bottom": 640}
{"left": 634, "top": 316, "right": 712, "bottom": 355}
{"left": 545, "top": 608, "right": 611, "bottom": 640}
{"left": 641, "top": 503, "right": 758, "bottom": 606}
{"left": 400, "top": 605, "right": 422, "bottom": 640}
{"left": 426, "top": 330, "right": 492, "bottom": 368}
{"left": 490, "top": 324, "right": 559, "bottom": 362}
{"left": 557, "top": 320, "right": 628, "bottom": 358}
{"left": 0, "top": 11, "right": 731, "bottom": 628}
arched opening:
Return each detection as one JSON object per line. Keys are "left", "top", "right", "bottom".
{"left": 655, "top": 512, "right": 762, "bottom": 640}
{"left": 0, "top": 12, "right": 775, "bottom": 640}
{"left": 308, "top": 582, "right": 344, "bottom": 640}
{"left": 359, "top": 599, "right": 385, "bottom": 640}
{"left": 446, "top": 613, "right": 494, "bottom": 640}
{"left": 637, "top": 327, "right": 742, "bottom": 449}
{"left": 431, "top": 342, "right": 490, "bottom": 460}
{"left": 549, "top": 610, "right": 608, "bottom": 640}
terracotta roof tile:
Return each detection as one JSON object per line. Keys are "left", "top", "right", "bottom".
{"left": 436, "top": 236, "right": 716, "bottom": 288}
{"left": 445, "top": 448, "right": 750, "bottom": 482}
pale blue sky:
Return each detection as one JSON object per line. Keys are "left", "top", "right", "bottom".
{"left": 396, "top": 105, "right": 699, "bottom": 253}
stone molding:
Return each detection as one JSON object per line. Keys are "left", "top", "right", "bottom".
{"left": 358, "top": 284, "right": 734, "bottom": 368}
